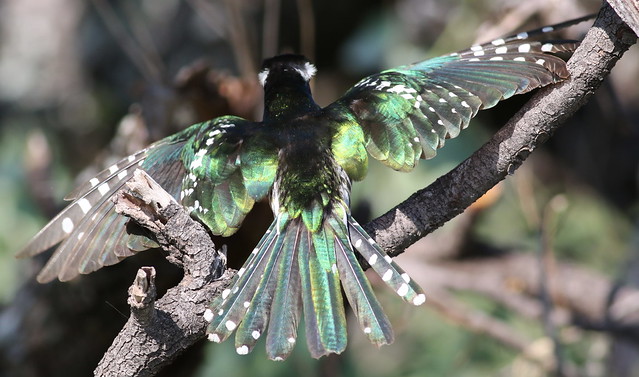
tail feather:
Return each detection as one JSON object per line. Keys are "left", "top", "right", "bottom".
{"left": 206, "top": 223, "right": 278, "bottom": 344}
{"left": 331, "top": 218, "right": 393, "bottom": 346}
{"left": 233, "top": 227, "right": 290, "bottom": 356}
{"left": 206, "top": 206, "right": 425, "bottom": 360}
{"left": 348, "top": 217, "right": 426, "bottom": 306}
{"left": 264, "top": 225, "right": 303, "bottom": 360}
{"left": 300, "top": 220, "right": 347, "bottom": 358}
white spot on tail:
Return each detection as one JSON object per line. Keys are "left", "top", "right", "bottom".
{"left": 514, "top": 57, "right": 526, "bottom": 61}
{"left": 517, "top": 32, "right": 529, "bottom": 39}
{"left": 397, "top": 283, "right": 409, "bottom": 297}
{"left": 489, "top": 56, "right": 504, "bottom": 61}
{"left": 62, "top": 218, "right": 74, "bottom": 234}
{"left": 491, "top": 38, "right": 505, "bottom": 46}
{"left": 236, "top": 345, "right": 249, "bottom": 355}
{"left": 413, "top": 294, "right": 426, "bottom": 306}
{"left": 542, "top": 26, "right": 554, "bottom": 33}
{"left": 495, "top": 46, "right": 508, "bottom": 54}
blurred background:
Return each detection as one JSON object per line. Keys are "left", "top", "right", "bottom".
{"left": 0, "top": 0, "right": 638, "bottom": 376}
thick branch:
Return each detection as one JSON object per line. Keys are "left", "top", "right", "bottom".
{"left": 95, "top": 170, "right": 230, "bottom": 377}
{"left": 364, "top": 3, "right": 637, "bottom": 258}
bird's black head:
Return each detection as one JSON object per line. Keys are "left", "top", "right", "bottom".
{"left": 258, "top": 54, "right": 320, "bottom": 122}
{"left": 258, "top": 54, "right": 317, "bottom": 88}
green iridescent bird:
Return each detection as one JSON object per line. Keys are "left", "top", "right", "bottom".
{"left": 19, "top": 19, "right": 584, "bottom": 360}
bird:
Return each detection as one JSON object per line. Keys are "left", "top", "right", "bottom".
{"left": 18, "top": 16, "right": 588, "bottom": 361}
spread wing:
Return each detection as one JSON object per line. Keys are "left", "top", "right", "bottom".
{"left": 326, "top": 37, "right": 577, "bottom": 174}
{"left": 178, "top": 116, "right": 278, "bottom": 237}
{"left": 18, "top": 116, "right": 278, "bottom": 282}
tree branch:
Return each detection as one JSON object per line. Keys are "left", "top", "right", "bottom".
{"left": 95, "top": 4, "right": 637, "bottom": 376}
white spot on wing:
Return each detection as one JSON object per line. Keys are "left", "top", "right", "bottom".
{"left": 77, "top": 198, "right": 92, "bottom": 214}
{"left": 61, "top": 218, "right": 74, "bottom": 234}
{"left": 204, "top": 309, "right": 214, "bottom": 322}
{"left": 208, "top": 333, "right": 221, "bottom": 342}
{"left": 252, "top": 330, "right": 261, "bottom": 340}
{"left": 236, "top": 345, "right": 249, "bottom": 355}
{"left": 90, "top": 178, "right": 100, "bottom": 187}
{"left": 368, "top": 254, "right": 378, "bottom": 265}
{"left": 518, "top": 44, "right": 531, "bottom": 53}
{"left": 98, "top": 183, "right": 110, "bottom": 196}
{"left": 382, "top": 269, "right": 393, "bottom": 282}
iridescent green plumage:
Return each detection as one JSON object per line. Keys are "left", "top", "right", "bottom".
{"left": 18, "top": 17, "right": 588, "bottom": 361}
